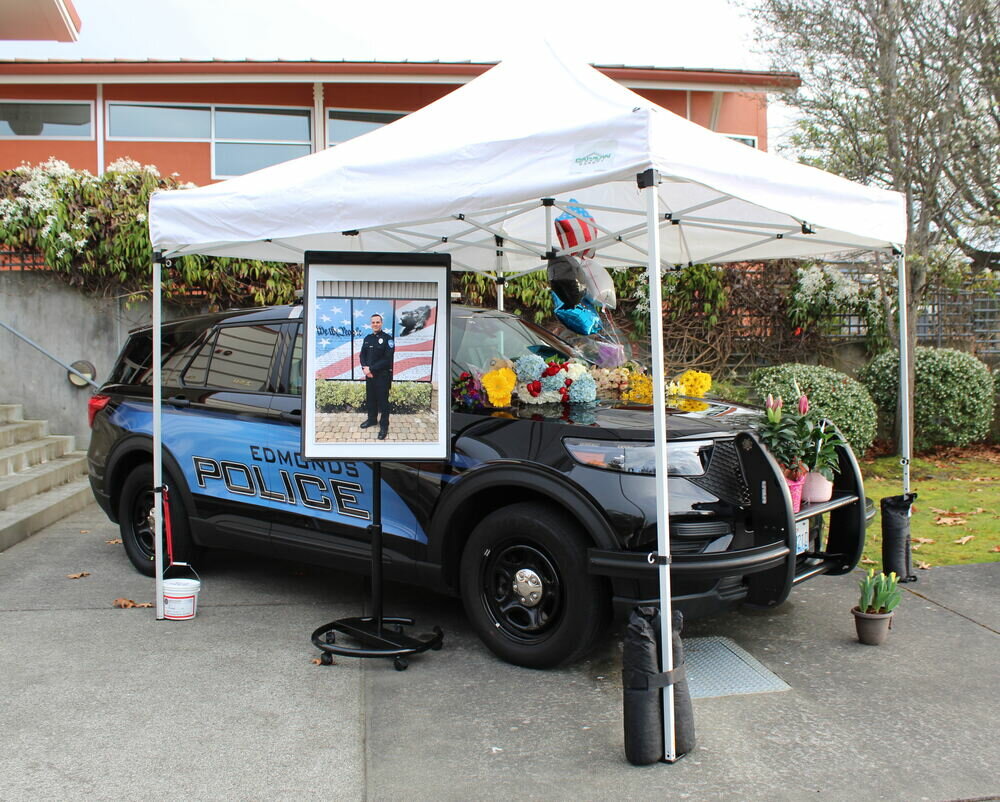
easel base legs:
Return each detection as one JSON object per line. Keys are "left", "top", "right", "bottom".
{"left": 311, "top": 616, "right": 444, "bottom": 671}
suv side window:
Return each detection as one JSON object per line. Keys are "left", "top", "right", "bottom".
{"left": 183, "top": 324, "right": 281, "bottom": 391}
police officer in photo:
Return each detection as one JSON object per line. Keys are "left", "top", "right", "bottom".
{"left": 359, "top": 313, "right": 394, "bottom": 439}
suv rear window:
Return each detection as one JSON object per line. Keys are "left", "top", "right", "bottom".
{"left": 184, "top": 324, "right": 281, "bottom": 391}
{"left": 108, "top": 327, "right": 207, "bottom": 387}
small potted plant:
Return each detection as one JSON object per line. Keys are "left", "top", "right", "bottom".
{"left": 758, "top": 394, "right": 810, "bottom": 511}
{"left": 852, "top": 569, "right": 902, "bottom": 645}
{"left": 801, "top": 420, "right": 845, "bottom": 503}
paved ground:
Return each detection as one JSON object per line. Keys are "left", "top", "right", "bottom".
{"left": 315, "top": 389, "right": 439, "bottom": 443}
{"left": 2, "top": 504, "right": 998, "bottom": 801}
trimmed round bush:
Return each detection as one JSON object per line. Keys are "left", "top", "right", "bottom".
{"left": 750, "top": 363, "right": 877, "bottom": 455}
{"left": 860, "top": 347, "right": 995, "bottom": 451}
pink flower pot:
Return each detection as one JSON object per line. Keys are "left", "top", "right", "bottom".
{"left": 802, "top": 471, "right": 834, "bottom": 503}
{"left": 785, "top": 475, "right": 807, "bottom": 513}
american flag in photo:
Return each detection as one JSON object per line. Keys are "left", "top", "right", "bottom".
{"left": 554, "top": 199, "right": 598, "bottom": 258}
{"left": 393, "top": 300, "right": 437, "bottom": 381}
{"left": 314, "top": 297, "right": 356, "bottom": 380}
{"left": 350, "top": 299, "right": 395, "bottom": 380}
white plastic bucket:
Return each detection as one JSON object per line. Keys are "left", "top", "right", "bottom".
{"left": 162, "top": 577, "right": 201, "bottom": 620}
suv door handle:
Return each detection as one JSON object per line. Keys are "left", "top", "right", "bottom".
{"left": 166, "top": 396, "right": 191, "bottom": 407}
{"left": 280, "top": 410, "right": 301, "bottom": 423}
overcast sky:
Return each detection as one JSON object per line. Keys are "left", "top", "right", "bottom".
{"left": 1, "top": 0, "right": 797, "bottom": 139}
{"left": 2, "top": 0, "right": 774, "bottom": 68}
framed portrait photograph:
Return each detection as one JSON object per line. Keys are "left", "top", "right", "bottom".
{"left": 302, "top": 252, "right": 451, "bottom": 461}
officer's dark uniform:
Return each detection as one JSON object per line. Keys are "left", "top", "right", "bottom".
{"left": 359, "top": 329, "right": 394, "bottom": 435}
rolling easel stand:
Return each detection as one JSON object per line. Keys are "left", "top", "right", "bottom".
{"left": 310, "top": 462, "right": 443, "bottom": 670}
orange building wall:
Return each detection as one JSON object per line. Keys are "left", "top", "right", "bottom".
{"left": 324, "top": 82, "right": 458, "bottom": 112}
{"left": 103, "top": 82, "right": 314, "bottom": 106}
{"left": 632, "top": 89, "right": 688, "bottom": 118}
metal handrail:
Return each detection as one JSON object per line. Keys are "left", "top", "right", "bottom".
{"left": 0, "top": 320, "right": 100, "bottom": 389}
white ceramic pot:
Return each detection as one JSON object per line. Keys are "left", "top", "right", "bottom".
{"left": 802, "top": 471, "right": 834, "bottom": 503}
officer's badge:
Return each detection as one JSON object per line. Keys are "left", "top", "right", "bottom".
{"left": 378, "top": 338, "right": 383, "bottom": 345}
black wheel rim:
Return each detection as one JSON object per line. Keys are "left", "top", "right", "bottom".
{"left": 479, "top": 541, "right": 563, "bottom": 644}
{"left": 128, "top": 487, "right": 157, "bottom": 562}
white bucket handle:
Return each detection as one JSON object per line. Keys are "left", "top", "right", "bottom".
{"left": 164, "top": 562, "right": 200, "bottom": 582}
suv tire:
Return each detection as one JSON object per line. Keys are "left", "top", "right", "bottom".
{"left": 460, "top": 501, "right": 609, "bottom": 668}
{"left": 118, "top": 464, "right": 195, "bottom": 576}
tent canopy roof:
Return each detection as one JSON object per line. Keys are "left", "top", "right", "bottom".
{"left": 149, "top": 44, "right": 906, "bottom": 270}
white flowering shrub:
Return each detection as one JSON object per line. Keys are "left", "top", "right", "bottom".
{"left": 860, "top": 347, "right": 996, "bottom": 450}
{"left": 750, "top": 363, "right": 877, "bottom": 455}
{"left": 0, "top": 158, "right": 300, "bottom": 309}
{"left": 788, "top": 263, "right": 887, "bottom": 349}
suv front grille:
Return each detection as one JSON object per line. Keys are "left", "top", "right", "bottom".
{"left": 689, "top": 439, "right": 751, "bottom": 507}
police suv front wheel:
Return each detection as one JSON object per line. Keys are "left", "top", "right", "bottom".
{"left": 459, "top": 502, "right": 610, "bottom": 669}
{"left": 118, "top": 464, "right": 195, "bottom": 577}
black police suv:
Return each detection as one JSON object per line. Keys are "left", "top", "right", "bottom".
{"left": 87, "top": 303, "right": 870, "bottom": 668}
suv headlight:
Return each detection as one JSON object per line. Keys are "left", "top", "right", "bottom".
{"left": 563, "top": 438, "right": 711, "bottom": 476}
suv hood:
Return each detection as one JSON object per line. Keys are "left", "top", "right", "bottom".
{"left": 488, "top": 397, "right": 761, "bottom": 440}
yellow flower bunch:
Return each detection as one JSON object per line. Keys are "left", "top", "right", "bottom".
{"left": 675, "top": 370, "right": 712, "bottom": 398}
{"left": 623, "top": 371, "right": 653, "bottom": 404}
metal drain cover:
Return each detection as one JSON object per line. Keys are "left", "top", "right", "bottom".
{"left": 683, "top": 637, "right": 790, "bottom": 699}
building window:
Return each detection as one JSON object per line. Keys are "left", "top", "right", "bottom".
{"left": 723, "top": 134, "right": 759, "bottom": 149}
{"left": 108, "top": 104, "right": 210, "bottom": 139}
{"left": 107, "top": 102, "right": 312, "bottom": 178}
{"left": 214, "top": 107, "right": 311, "bottom": 177}
{"left": 0, "top": 101, "right": 92, "bottom": 139}
{"left": 327, "top": 109, "right": 405, "bottom": 146}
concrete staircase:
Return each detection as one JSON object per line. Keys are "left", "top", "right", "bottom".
{"left": 0, "top": 403, "right": 93, "bottom": 552}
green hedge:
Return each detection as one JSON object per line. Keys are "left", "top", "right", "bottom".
{"left": 315, "top": 380, "right": 432, "bottom": 414}
{"left": 749, "top": 363, "right": 877, "bottom": 455}
{"left": 859, "top": 347, "right": 995, "bottom": 451}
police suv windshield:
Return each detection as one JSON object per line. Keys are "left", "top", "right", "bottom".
{"left": 451, "top": 309, "right": 586, "bottom": 376}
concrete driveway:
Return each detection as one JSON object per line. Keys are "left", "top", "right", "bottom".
{"left": 2, "top": 504, "right": 998, "bottom": 801}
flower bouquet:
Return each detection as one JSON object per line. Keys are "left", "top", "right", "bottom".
{"left": 513, "top": 354, "right": 598, "bottom": 405}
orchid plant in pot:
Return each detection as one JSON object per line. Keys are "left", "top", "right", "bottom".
{"left": 758, "top": 393, "right": 810, "bottom": 512}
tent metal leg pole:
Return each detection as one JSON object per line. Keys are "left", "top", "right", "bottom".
{"left": 896, "top": 251, "right": 911, "bottom": 495}
{"left": 496, "top": 241, "right": 505, "bottom": 312}
{"left": 643, "top": 176, "right": 677, "bottom": 762}
{"left": 152, "top": 255, "right": 164, "bottom": 619}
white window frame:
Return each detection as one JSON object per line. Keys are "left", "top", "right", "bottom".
{"left": 105, "top": 100, "right": 313, "bottom": 179}
{"left": 0, "top": 99, "right": 95, "bottom": 141}
{"left": 325, "top": 106, "right": 407, "bottom": 148}
{"left": 721, "top": 133, "right": 759, "bottom": 149}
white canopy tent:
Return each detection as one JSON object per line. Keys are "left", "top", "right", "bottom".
{"left": 149, "top": 44, "right": 909, "bottom": 761}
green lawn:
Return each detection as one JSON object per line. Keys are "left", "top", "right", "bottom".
{"left": 858, "top": 447, "right": 1000, "bottom": 570}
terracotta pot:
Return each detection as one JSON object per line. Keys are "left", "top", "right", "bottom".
{"left": 852, "top": 606, "right": 894, "bottom": 645}
{"left": 802, "top": 471, "right": 834, "bottom": 503}
{"left": 785, "top": 474, "right": 807, "bottom": 513}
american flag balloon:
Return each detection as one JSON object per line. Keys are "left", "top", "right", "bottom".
{"left": 554, "top": 199, "right": 598, "bottom": 259}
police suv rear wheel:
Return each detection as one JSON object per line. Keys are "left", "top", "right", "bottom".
{"left": 460, "top": 502, "right": 609, "bottom": 669}
{"left": 118, "top": 464, "right": 194, "bottom": 577}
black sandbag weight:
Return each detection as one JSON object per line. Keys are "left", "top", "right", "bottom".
{"left": 881, "top": 493, "right": 918, "bottom": 582}
{"left": 622, "top": 607, "right": 696, "bottom": 765}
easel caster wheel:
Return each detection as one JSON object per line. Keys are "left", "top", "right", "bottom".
{"left": 431, "top": 626, "right": 444, "bottom": 650}
{"left": 393, "top": 656, "right": 408, "bottom": 671}
{"left": 320, "top": 652, "right": 334, "bottom": 666}
{"left": 324, "top": 631, "right": 336, "bottom": 645}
